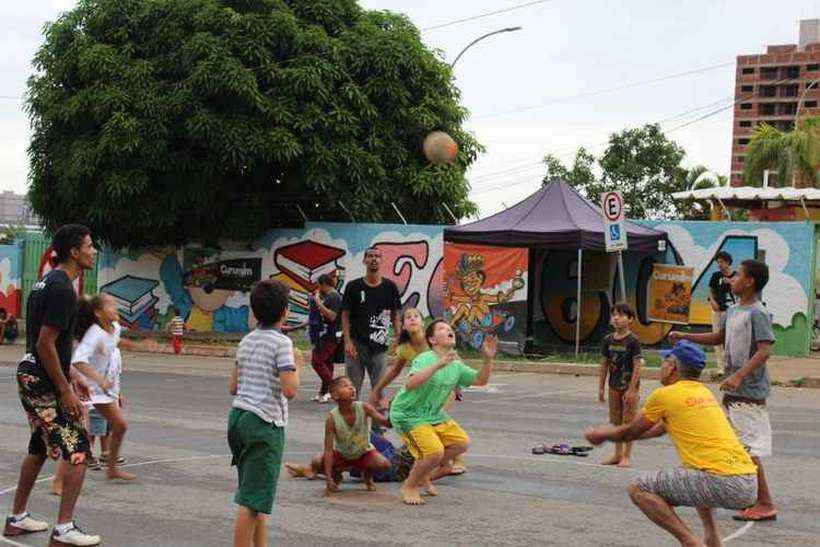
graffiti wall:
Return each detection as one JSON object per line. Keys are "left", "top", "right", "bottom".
{"left": 532, "top": 221, "right": 815, "bottom": 356}
{"left": 0, "top": 242, "right": 22, "bottom": 317}
{"left": 443, "top": 243, "right": 528, "bottom": 351}
{"left": 96, "top": 222, "right": 446, "bottom": 335}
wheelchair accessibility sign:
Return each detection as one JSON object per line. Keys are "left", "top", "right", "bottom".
{"left": 601, "top": 191, "right": 628, "bottom": 252}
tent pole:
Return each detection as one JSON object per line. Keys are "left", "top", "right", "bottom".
{"left": 617, "top": 251, "right": 626, "bottom": 303}
{"left": 575, "top": 248, "right": 582, "bottom": 357}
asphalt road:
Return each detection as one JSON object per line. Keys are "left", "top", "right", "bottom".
{"left": 1, "top": 354, "right": 819, "bottom": 546}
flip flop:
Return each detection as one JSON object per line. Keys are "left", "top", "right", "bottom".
{"left": 570, "top": 447, "right": 589, "bottom": 457}
{"left": 572, "top": 446, "right": 593, "bottom": 453}
{"left": 547, "top": 444, "right": 572, "bottom": 455}
{"left": 732, "top": 508, "right": 778, "bottom": 522}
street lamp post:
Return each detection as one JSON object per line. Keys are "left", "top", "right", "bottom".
{"left": 450, "top": 27, "right": 523, "bottom": 69}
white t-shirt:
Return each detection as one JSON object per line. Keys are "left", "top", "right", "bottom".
{"left": 71, "top": 322, "right": 123, "bottom": 404}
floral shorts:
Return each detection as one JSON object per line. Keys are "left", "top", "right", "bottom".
{"left": 17, "top": 361, "right": 91, "bottom": 464}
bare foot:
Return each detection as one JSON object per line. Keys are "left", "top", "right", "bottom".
{"left": 285, "top": 462, "right": 315, "bottom": 479}
{"left": 450, "top": 463, "right": 467, "bottom": 475}
{"left": 50, "top": 481, "right": 62, "bottom": 496}
{"left": 704, "top": 533, "right": 721, "bottom": 547}
{"left": 600, "top": 455, "right": 621, "bottom": 465}
{"left": 617, "top": 458, "right": 631, "bottom": 468}
{"left": 400, "top": 483, "right": 425, "bottom": 505}
{"left": 107, "top": 468, "right": 136, "bottom": 481}
{"left": 364, "top": 476, "right": 377, "bottom": 492}
{"left": 422, "top": 479, "right": 438, "bottom": 497}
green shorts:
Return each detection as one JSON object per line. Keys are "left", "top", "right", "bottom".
{"left": 227, "top": 408, "right": 285, "bottom": 514}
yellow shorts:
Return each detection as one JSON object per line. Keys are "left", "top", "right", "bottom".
{"left": 402, "top": 420, "right": 470, "bottom": 459}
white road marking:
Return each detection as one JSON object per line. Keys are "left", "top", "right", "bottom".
{"left": 723, "top": 521, "right": 754, "bottom": 542}
{"left": 0, "top": 451, "right": 316, "bottom": 496}
{"left": 0, "top": 535, "right": 31, "bottom": 547}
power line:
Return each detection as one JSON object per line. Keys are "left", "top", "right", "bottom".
{"left": 422, "top": 0, "right": 554, "bottom": 31}
{"left": 470, "top": 75, "right": 793, "bottom": 195}
{"left": 474, "top": 61, "right": 734, "bottom": 119}
{"left": 468, "top": 84, "right": 781, "bottom": 197}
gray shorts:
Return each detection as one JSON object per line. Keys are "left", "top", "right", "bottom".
{"left": 88, "top": 407, "right": 110, "bottom": 437}
{"left": 634, "top": 468, "right": 757, "bottom": 509}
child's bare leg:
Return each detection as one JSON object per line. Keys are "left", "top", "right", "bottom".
{"left": 252, "top": 513, "right": 268, "bottom": 547}
{"left": 233, "top": 505, "right": 258, "bottom": 547}
{"left": 424, "top": 442, "right": 468, "bottom": 495}
{"left": 99, "top": 434, "right": 110, "bottom": 458}
{"left": 363, "top": 453, "right": 390, "bottom": 491}
{"left": 602, "top": 389, "right": 624, "bottom": 465}
{"left": 285, "top": 453, "right": 323, "bottom": 479}
{"left": 696, "top": 507, "right": 721, "bottom": 547}
{"left": 95, "top": 403, "right": 135, "bottom": 480}
{"left": 402, "top": 452, "right": 442, "bottom": 505}
{"left": 619, "top": 401, "right": 637, "bottom": 468}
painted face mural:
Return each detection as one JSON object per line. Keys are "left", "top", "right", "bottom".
{"left": 443, "top": 244, "right": 528, "bottom": 350}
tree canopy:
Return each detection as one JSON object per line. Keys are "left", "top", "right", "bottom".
{"left": 26, "top": 0, "right": 481, "bottom": 248}
{"left": 542, "top": 124, "right": 709, "bottom": 221}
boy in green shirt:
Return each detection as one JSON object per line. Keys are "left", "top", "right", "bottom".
{"left": 390, "top": 320, "right": 497, "bottom": 505}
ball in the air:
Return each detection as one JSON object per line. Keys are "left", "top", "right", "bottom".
{"left": 423, "top": 131, "right": 458, "bottom": 165}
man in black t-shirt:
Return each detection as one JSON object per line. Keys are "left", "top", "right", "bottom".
{"left": 341, "top": 247, "right": 401, "bottom": 402}
{"left": 708, "top": 251, "right": 736, "bottom": 374}
{"left": 4, "top": 225, "right": 102, "bottom": 545}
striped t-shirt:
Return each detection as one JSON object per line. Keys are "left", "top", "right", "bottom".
{"left": 232, "top": 327, "right": 296, "bottom": 426}
{"left": 170, "top": 316, "right": 184, "bottom": 336}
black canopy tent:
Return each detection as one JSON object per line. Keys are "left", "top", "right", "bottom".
{"left": 444, "top": 181, "right": 668, "bottom": 353}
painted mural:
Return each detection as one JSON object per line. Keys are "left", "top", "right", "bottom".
{"left": 96, "top": 222, "right": 446, "bottom": 335}
{"left": 0, "top": 243, "right": 22, "bottom": 318}
{"left": 532, "top": 221, "right": 815, "bottom": 356}
{"left": 442, "top": 242, "right": 528, "bottom": 350}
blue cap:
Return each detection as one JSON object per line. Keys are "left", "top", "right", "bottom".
{"left": 660, "top": 340, "right": 706, "bottom": 371}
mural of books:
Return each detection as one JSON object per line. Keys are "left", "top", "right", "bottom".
{"left": 275, "top": 240, "right": 345, "bottom": 291}
{"left": 272, "top": 240, "right": 346, "bottom": 329}
{"left": 100, "top": 275, "right": 160, "bottom": 329}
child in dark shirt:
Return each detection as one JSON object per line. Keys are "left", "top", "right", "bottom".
{"left": 598, "top": 302, "right": 644, "bottom": 468}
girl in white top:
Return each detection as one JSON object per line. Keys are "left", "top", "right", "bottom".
{"left": 71, "top": 293, "right": 156, "bottom": 480}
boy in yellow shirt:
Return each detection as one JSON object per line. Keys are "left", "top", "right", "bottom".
{"left": 585, "top": 341, "right": 757, "bottom": 547}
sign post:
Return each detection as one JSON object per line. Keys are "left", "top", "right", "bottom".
{"left": 601, "top": 191, "right": 628, "bottom": 301}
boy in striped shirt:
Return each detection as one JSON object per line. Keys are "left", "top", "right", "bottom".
{"left": 228, "top": 280, "right": 302, "bottom": 547}
{"left": 169, "top": 308, "right": 184, "bottom": 355}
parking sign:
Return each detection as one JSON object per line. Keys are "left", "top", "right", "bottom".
{"left": 601, "top": 191, "right": 628, "bottom": 252}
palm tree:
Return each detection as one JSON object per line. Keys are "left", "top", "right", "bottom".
{"left": 744, "top": 117, "right": 820, "bottom": 188}
{"left": 685, "top": 166, "right": 727, "bottom": 190}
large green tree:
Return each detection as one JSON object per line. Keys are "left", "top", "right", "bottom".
{"left": 26, "top": 0, "right": 481, "bottom": 248}
{"left": 543, "top": 124, "right": 709, "bottom": 220}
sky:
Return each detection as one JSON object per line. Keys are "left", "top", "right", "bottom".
{"left": 1, "top": 0, "right": 818, "bottom": 218}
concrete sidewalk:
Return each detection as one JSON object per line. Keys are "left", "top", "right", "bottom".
{"left": 2, "top": 339, "right": 818, "bottom": 387}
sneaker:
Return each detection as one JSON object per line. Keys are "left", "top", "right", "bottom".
{"left": 3, "top": 513, "right": 49, "bottom": 536}
{"left": 50, "top": 522, "right": 100, "bottom": 546}
{"left": 310, "top": 394, "right": 321, "bottom": 402}
{"left": 318, "top": 393, "right": 332, "bottom": 404}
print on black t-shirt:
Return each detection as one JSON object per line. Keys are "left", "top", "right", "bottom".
{"left": 25, "top": 269, "right": 78, "bottom": 380}
{"left": 709, "top": 271, "right": 736, "bottom": 311}
{"left": 601, "top": 333, "right": 642, "bottom": 391}
{"left": 341, "top": 278, "right": 401, "bottom": 350}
